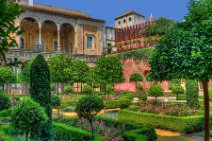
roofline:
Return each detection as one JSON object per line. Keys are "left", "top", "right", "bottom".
{"left": 20, "top": 3, "right": 105, "bottom": 23}
{"left": 105, "top": 26, "right": 116, "bottom": 29}
{"left": 115, "top": 11, "right": 146, "bottom": 20}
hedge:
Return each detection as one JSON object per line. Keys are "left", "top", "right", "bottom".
{"left": 0, "top": 125, "right": 15, "bottom": 141}
{"left": 53, "top": 122, "right": 103, "bottom": 141}
{"left": 104, "top": 99, "right": 131, "bottom": 109}
{"left": 60, "top": 100, "right": 78, "bottom": 109}
{"left": 118, "top": 110, "right": 209, "bottom": 133}
{"left": 0, "top": 109, "right": 12, "bottom": 117}
{"left": 55, "top": 116, "right": 157, "bottom": 141}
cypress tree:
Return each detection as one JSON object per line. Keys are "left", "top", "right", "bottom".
{"left": 30, "top": 54, "right": 52, "bottom": 140}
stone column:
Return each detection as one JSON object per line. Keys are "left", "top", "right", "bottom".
{"left": 73, "top": 31, "right": 77, "bottom": 54}
{"left": 57, "top": 24, "right": 61, "bottom": 52}
{"left": 38, "top": 21, "right": 42, "bottom": 51}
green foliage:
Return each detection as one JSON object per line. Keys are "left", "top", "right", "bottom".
{"left": 76, "top": 95, "right": 104, "bottom": 138}
{"left": 30, "top": 54, "right": 52, "bottom": 140}
{"left": 64, "top": 85, "right": 73, "bottom": 93}
{"left": 128, "top": 105, "right": 140, "bottom": 111}
{"left": 51, "top": 95, "right": 61, "bottom": 109}
{"left": 142, "top": 17, "right": 177, "bottom": 36}
{"left": 71, "top": 60, "right": 89, "bottom": 83}
{"left": 11, "top": 98, "right": 48, "bottom": 141}
{"left": 0, "top": 125, "right": 15, "bottom": 141}
{"left": 0, "top": 67, "right": 16, "bottom": 83}
{"left": 52, "top": 122, "right": 103, "bottom": 141}
{"left": 104, "top": 99, "right": 131, "bottom": 109}
{"left": 83, "top": 84, "right": 93, "bottom": 94}
{"left": 94, "top": 56, "right": 124, "bottom": 89}
{"left": 130, "top": 73, "right": 143, "bottom": 82}
{"left": 209, "top": 87, "right": 212, "bottom": 101}
{"left": 148, "top": 84, "right": 164, "bottom": 98}
{"left": 136, "top": 84, "right": 143, "bottom": 91}
{"left": 106, "top": 84, "right": 114, "bottom": 94}
{"left": 19, "top": 57, "right": 35, "bottom": 83}
{"left": 118, "top": 110, "right": 206, "bottom": 133}
{"left": 0, "top": 0, "right": 23, "bottom": 62}
{"left": 119, "top": 48, "right": 155, "bottom": 62}
{"left": 171, "top": 84, "right": 184, "bottom": 95}
{"left": 0, "top": 108, "right": 12, "bottom": 117}
{"left": 0, "top": 92, "right": 11, "bottom": 111}
{"left": 48, "top": 54, "right": 73, "bottom": 83}
{"left": 186, "top": 80, "right": 199, "bottom": 108}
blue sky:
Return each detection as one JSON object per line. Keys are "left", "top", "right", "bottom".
{"left": 34, "top": 0, "right": 189, "bottom": 26}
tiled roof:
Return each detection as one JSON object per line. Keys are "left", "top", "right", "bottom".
{"left": 20, "top": 1, "right": 105, "bottom": 23}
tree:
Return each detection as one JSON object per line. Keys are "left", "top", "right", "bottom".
{"left": 30, "top": 54, "right": 52, "bottom": 140}
{"left": 11, "top": 98, "right": 48, "bottom": 141}
{"left": 0, "top": 0, "right": 23, "bottom": 63}
{"left": 186, "top": 80, "right": 199, "bottom": 108}
{"left": 51, "top": 95, "right": 61, "bottom": 119}
{"left": 129, "top": 73, "right": 143, "bottom": 86}
{"left": 83, "top": 84, "right": 93, "bottom": 94}
{"left": 171, "top": 83, "right": 184, "bottom": 100}
{"left": 0, "top": 67, "right": 16, "bottom": 83}
{"left": 148, "top": 84, "right": 164, "bottom": 102}
{"left": 48, "top": 54, "right": 73, "bottom": 83}
{"left": 141, "top": 17, "right": 177, "bottom": 36}
{"left": 94, "top": 56, "right": 124, "bottom": 92}
{"left": 150, "top": 0, "right": 212, "bottom": 140}
{"left": 0, "top": 92, "right": 11, "bottom": 111}
{"left": 76, "top": 95, "right": 104, "bottom": 138}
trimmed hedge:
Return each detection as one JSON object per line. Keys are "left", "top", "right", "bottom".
{"left": 0, "top": 109, "right": 12, "bottom": 117}
{"left": 118, "top": 110, "right": 208, "bottom": 133}
{"left": 55, "top": 116, "right": 157, "bottom": 141}
{"left": 0, "top": 125, "right": 15, "bottom": 141}
{"left": 53, "top": 122, "right": 103, "bottom": 141}
{"left": 104, "top": 99, "right": 131, "bottom": 109}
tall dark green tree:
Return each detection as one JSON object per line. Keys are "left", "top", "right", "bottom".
{"left": 0, "top": 0, "right": 23, "bottom": 63}
{"left": 186, "top": 80, "right": 199, "bottom": 108}
{"left": 150, "top": 0, "right": 212, "bottom": 140}
{"left": 30, "top": 54, "right": 52, "bottom": 141}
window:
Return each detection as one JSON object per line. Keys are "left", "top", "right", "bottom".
{"left": 123, "top": 19, "right": 126, "bottom": 23}
{"left": 129, "top": 17, "right": 132, "bottom": 22}
{"left": 118, "top": 21, "right": 121, "bottom": 25}
{"left": 87, "top": 35, "right": 94, "bottom": 50}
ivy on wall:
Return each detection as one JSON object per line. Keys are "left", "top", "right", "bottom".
{"left": 118, "top": 47, "right": 156, "bottom": 62}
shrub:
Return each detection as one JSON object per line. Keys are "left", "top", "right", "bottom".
{"left": 83, "top": 84, "right": 93, "bottom": 94}
{"left": 30, "top": 54, "right": 52, "bottom": 140}
{"left": 51, "top": 84, "right": 56, "bottom": 91}
{"left": 129, "top": 105, "right": 140, "bottom": 111}
{"left": 130, "top": 73, "right": 143, "bottom": 82}
{"left": 0, "top": 67, "right": 16, "bottom": 83}
{"left": 136, "top": 84, "right": 143, "bottom": 91}
{"left": 208, "top": 87, "right": 212, "bottom": 101}
{"left": 11, "top": 98, "right": 48, "bottom": 141}
{"left": 64, "top": 85, "right": 73, "bottom": 93}
{"left": 0, "top": 93, "right": 11, "bottom": 111}
{"left": 52, "top": 122, "right": 103, "bottom": 141}
{"left": 76, "top": 95, "right": 104, "bottom": 138}
{"left": 171, "top": 83, "right": 184, "bottom": 99}
{"left": 106, "top": 84, "right": 114, "bottom": 94}
{"left": 52, "top": 95, "right": 61, "bottom": 118}
{"left": 186, "top": 80, "right": 199, "bottom": 108}
{"left": 0, "top": 109, "right": 12, "bottom": 117}
{"left": 148, "top": 84, "right": 164, "bottom": 102}
{"left": 105, "top": 99, "right": 131, "bottom": 109}
{"left": 118, "top": 110, "right": 206, "bottom": 133}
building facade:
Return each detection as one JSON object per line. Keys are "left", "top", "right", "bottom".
{"left": 103, "top": 26, "right": 116, "bottom": 53}
{"left": 9, "top": 0, "right": 105, "bottom": 63}
{"left": 115, "top": 11, "right": 146, "bottom": 29}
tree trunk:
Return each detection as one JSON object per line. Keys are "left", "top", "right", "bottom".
{"left": 89, "top": 119, "right": 94, "bottom": 139}
{"left": 25, "top": 130, "right": 29, "bottom": 141}
{"left": 202, "top": 80, "right": 210, "bottom": 141}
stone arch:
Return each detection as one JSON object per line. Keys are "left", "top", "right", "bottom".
{"left": 20, "top": 17, "right": 39, "bottom": 51}
{"left": 60, "top": 23, "right": 75, "bottom": 53}
{"left": 42, "top": 20, "right": 58, "bottom": 52}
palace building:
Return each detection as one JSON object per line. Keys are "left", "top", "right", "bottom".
{"left": 8, "top": 0, "right": 105, "bottom": 63}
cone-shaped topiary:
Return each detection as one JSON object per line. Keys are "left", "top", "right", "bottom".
{"left": 30, "top": 54, "right": 52, "bottom": 141}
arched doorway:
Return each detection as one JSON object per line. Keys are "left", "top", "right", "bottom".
{"left": 60, "top": 23, "right": 74, "bottom": 53}
{"left": 20, "top": 17, "right": 38, "bottom": 51}
{"left": 42, "top": 20, "right": 57, "bottom": 52}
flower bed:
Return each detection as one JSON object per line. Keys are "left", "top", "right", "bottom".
{"left": 55, "top": 116, "right": 157, "bottom": 141}
{"left": 117, "top": 109, "right": 211, "bottom": 133}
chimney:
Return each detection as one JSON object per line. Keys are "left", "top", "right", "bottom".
{"left": 28, "top": 0, "right": 33, "bottom": 6}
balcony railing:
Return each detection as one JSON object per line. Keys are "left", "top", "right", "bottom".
{"left": 6, "top": 49, "right": 101, "bottom": 63}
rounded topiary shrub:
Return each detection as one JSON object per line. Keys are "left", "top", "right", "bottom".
{"left": 0, "top": 92, "right": 11, "bottom": 111}
{"left": 64, "top": 85, "right": 73, "bottom": 93}
{"left": 83, "top": 84, "right": 92, "bottom": 94}
{"left": 106, "top": 84, "right": 114, "bottom": 94}
{"left": 148, "top": 84, "right": 164, "bottom": 102}
{"left": 186, "top": 80, "right": 199, "bottom": 108}
{"left": 171, "top": 83, "right": 184, "bottom": 100}
{"left": 130, "top": 73, "right": 143, "bottom": 82}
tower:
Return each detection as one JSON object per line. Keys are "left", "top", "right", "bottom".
{"left": 149, "top": 13, "right": 154, "bottom": 23}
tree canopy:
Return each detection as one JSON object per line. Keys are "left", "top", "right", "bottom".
{"left": 0, "top": 67, "right": 16, "bottom": 83}
{"left": 0, "top": 0, "right": 23, "bottom": 62}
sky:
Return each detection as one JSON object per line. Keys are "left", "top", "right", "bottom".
{"left": 33, "top": 0, "right": 189, "bottom": 26}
